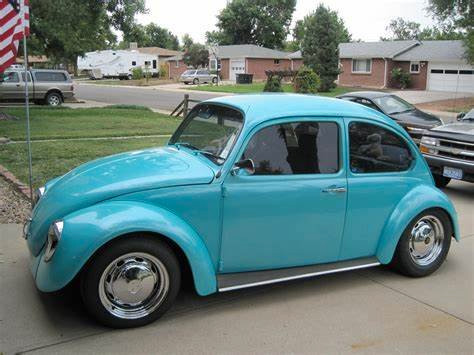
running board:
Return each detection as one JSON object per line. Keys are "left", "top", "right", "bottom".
{"left": 218, "top": 257, "right": 380, "bottom": 292}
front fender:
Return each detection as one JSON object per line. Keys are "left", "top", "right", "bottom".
{"left": 34, "top": 201, "right": 217, "bottom": 296}
{"left": 376, "top": 184, "right": 460, "bottom": 264}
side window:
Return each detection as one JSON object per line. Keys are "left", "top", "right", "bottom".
{"left": 242, "top": 121, "right": 339, "bottom": 175}
{"left": 349, "top": 122, "right": 412, "bottom": 173}
{"left": 355, "top": 98, "right": 380, "bottom": 112}
{"left": 34, "top": 72, "right": 67, "bottom": 82}
{"left": 21, "top": 72, "right": 32, "bottom": 82}
{"left": 4, "top": 72, "right": 19, "bottom": 82}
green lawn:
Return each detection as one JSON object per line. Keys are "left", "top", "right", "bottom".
{"left": 0, "top": 137, "right": 170, "bottom": 188}
{"left": 0, "top": 106, "right": 180, "bottom": 188}
{"left": 188, "top": 83, "right": 359, "bottom": 96}
{"left": 0, "top": 106, "right": 181, "bottom": 141}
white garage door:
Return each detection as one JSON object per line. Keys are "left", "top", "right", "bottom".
{"left": 428, "top": 62, "right": 474, "bottom": 93}
{"left": 230, "top": 59, "right": 245, "bottom": 81}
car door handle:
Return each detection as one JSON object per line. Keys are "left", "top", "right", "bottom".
{"left": 322, "top": 186, "right": 346, "bottom": 193}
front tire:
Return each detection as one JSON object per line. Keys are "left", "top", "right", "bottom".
{"left": 212, "top": 77, "right": 218, "bottom": 84}
{"left": 46, "top": 92, "right": 62, "bottom": 107}
{"left": 433, "top": 174, "right": 451, "bottom": 188}
{"left": 391, "top": 209, "right": 451, "bottom": 277}
{"left": 81, "top": 236, "right": 181, "bottom": 328}
{"left": 193, "top": 78, "right": 199, "bottom": 85}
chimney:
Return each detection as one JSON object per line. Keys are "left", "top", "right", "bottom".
{"left": 129, "top": 42, "right": 138, "bottom": 50}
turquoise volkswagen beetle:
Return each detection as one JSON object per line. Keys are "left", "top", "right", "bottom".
{"left": 26, "top": 94, "right": 459, "bottom": 328}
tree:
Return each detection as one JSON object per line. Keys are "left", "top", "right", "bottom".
{"left": 381, "top": 17, "right": 465, "bottom": 41}
{"left": 183, "top": 44, "right": 209, "bottom": 68}
{"left": 427, "top": 0, "right": 473, "bottom": 63}
{"left": 181, "top": 34, "right": 194, "bottom": 50}
{"left": 29, "top": 0, "right": 146, "bottom": 72}
{"left": 301, "top": 5, "right": 350, "bottom": 91}
{"left": 205, "top": 0, "right": 296, "bottom": 49}
{"left": 121, "top": 23, "right": 179, "bottom": 49}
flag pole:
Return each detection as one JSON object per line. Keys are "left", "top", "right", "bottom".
{"left": 23, "top": 32, "right": 33, "bottom": 206}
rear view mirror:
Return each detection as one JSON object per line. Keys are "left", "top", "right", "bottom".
{"left": 231, "top": 159, "right": 255, "bottom": 176}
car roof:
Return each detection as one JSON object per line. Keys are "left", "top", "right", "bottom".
{"left": 337, "top": 91, "right": 391, "bottom": 100}
{"left": 204, "top": 93, "right": 404, "bottom": 132}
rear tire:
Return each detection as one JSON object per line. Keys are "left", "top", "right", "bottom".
{"left": 81, "top": 236, "right": 181, "bottom": 328}
{"left": 45, "top": 92, "right": 62, "bottom": 107}
{"left": 212, "top": 77, "right": 218, "bottom": 84}
{"left": 433, "top": 174, "right": 451, "bottom": 188}
{"left": 391, "top": 209, "right": 451, "bottom": 277}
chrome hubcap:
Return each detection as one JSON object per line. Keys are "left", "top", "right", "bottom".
{"left": 49, "top": 96, "right": 60, "bottom": 106}
{"left": 409, "top": 215, "right": 444, "bottom": 266}
{"left": 99, "top": 252, "right": 169, "bottom": 319}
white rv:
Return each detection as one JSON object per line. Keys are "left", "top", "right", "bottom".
{"left": 77, "top": 50, "right": 159, "bottom": 79}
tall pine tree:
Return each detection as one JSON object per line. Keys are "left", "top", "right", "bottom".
{"left": 301, "top": 5, "right": 350, "bottom": 92}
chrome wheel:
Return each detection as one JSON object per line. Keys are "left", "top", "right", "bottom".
{"left": 99, "top": 252, "right": 169, "bottom": 320}
{"left": 47, "top": 94, "right": 61, "bottom": 106}
{"left": 409, "top": 215, "right": 445, "bottom": 266}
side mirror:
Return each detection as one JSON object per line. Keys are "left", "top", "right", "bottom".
{"left": 231, "top": 158, "right": 255, "bottom": 176}
{"left": 457, "top": 112, "right": 466, "bottom": 121}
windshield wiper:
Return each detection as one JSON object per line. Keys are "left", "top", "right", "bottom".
{"left": 172, "top": 142, "right": 225, "bottom": 162}
{"left": 172, "top": 142, "right": 199, "bottom": 150}
{"left": 390, "top": 108, "right": 414, "bottom": 115}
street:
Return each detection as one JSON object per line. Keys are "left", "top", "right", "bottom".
{"left": 74, "top": 83, "right": 223, "bottom": 112}
{"left": 1, "top": 180, "right": 472, "bottom": 354}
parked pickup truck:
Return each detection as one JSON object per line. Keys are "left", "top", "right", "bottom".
{"left": 420, "top": 108, "right": 474, "bottom": 187}
{"left": 0, "top": 69, "right": 74, "bottom": 106}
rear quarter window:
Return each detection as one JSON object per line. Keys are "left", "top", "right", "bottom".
{"left": 34, "top": 72, "right": 68, "bottom": 82}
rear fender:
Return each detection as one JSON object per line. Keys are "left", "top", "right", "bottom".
{"left": 376, "top": 184, "right": 460, "bottom": 264}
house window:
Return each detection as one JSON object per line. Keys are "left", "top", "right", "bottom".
{"left": 352, "top": 59, "right": 371, "bottom": 73}
{"left": 274, "top": 59, "right": 280, "bottom": 65}
{"left": 132, "top": 61, "right": 136, "bottom": 66}
{"left": 410, "top": 62, "right": 420, "bottom": 73}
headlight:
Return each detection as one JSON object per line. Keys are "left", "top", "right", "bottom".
{"left": 421, "top": 136, "right": 439, "bottom": 146}
{"left": 420, "top": 136, "right": 439, "bottom": 155}
{"left": 44, "top": 220, "right": 63, "bottom": 262}
{"left": 33, "top": 186, "right": 45, "bottom": 207}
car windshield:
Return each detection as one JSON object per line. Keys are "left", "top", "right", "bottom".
{"left": 462, "top": 109, "right": 474, "bottom": 121}
{"left": 373, "top": 95, "right": 415, "bottom": 115}
{"left": 169, "top": 104, "right": 244, "bottom": 164}
{"left": 182, "top": 70, "right": 195, "bottom": 75}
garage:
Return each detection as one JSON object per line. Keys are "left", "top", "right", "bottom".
{"left": 428, "top": 62, "right": 474, "bottom": 93}
{"left": 229, "top": 59, "right": 245, "bottom": 81}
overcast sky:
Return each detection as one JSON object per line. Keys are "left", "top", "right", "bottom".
{"left": 135, "top": 0, "right": 437, "bottom": 44}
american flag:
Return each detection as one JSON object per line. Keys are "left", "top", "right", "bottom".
{"left": 0, "top": 0, "right": 30, "bottom": 73}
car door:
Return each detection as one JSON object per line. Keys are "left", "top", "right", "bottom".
{"left": 220, "top": 118, "right": 347, "bottom": 273}
{"left": 0, "top": 71, "right": 22, "bottom": 100}
{"left": 339, "top": 119, "right": 415, "bottom": 260}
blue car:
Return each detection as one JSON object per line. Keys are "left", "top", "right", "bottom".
{"left": 25, "top": 94, "right": 460, "bottom": 328}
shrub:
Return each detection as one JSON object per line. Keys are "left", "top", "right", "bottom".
{"left": 159, "top": 64, "right": 168, "bottom": 79}
{"left": 391, "top": 67, "right": 411, "bottom": 89}
{"left": 131, "top": 67, "right": 144, "bottom": 80}
{"left": 293, "top": 66, "right": 321, "bottom": 94}
{"left": 263, "top": 76, "right": 283, "bottom": 92}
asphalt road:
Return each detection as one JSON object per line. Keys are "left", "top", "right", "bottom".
{"left": 74, "top": 83, "right": 222, "bottom": 112}
{"left": 1, "top": 180, "right": 473, "bottom": 354}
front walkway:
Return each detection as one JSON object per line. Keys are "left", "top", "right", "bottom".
{"left": 390, "top": 89, "right": 473, "bottom": 104}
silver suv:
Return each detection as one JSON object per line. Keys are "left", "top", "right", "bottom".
{"left": 180, "top": 69, "right": 218, "bottom": 85}
{"left": 0, "top": 69, "right": 74, "bottom": 106}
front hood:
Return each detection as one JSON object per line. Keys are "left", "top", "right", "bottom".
{"left": 27, "top": 146, "right": 215, "bottom": 256}
{"left": 426, "top": 122, "right": 474, "bottom": 143}
{"left": 390, "top": 108, "right": 442, "bottom": 127}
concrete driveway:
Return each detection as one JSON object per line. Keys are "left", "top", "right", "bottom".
{"left": 390, "top": 90, "right": 473, "bottom": 104}
{"left": 1, "top": 181, "right": 473, "bottom": 354}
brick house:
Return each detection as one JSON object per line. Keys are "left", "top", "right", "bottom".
{"left": 209, "top": 45, "right": 294, "bottom": 81}
{"left": 166, "top": 54, "right": 190, "bottom": 80}
{"left": 338, "top": 40, "right": 473, "bottom": 93}
{"left": 287, "top": 50, "right": 304, "bottom": 71}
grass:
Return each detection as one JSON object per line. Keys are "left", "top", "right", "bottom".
{"left": 0, "top": 137, "right": 170, "bottom": 188}
{"left": 0, "top": 106, "right": 181, "bottom": 187}
{"left": 416, "top": 97, "right": 474, "bottom": 114}
{"left": 0, "top": 106, "right": 181, "bottom": 141}
{"left": 187, "top": 82, "right": 360, "bottom": 96}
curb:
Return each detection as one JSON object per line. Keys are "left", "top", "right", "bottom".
{"left": 0, "top": 164, "right": 30, "bottom": 199}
